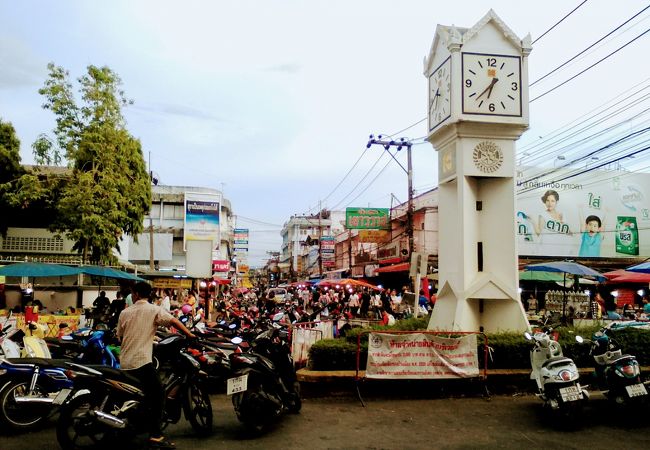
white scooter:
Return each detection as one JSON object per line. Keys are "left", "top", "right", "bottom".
{"left": 524, "top": 328, "right": 588, "bottom": 422}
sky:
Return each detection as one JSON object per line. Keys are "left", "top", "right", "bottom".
{"left": 1, "top": 0, "right": 649, "bottom": 267}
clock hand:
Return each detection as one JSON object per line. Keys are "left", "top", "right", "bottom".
{"left": 475, "top": 78, "right": 498, "bottom": 101}
{"left": 429, "top": 88, "right": 440, "bottom": 112}
{"left": 486, "top": 78, "right": 499, "bottom": 99}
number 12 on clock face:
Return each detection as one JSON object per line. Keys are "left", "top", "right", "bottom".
{"left": 461, "top": 52, "right": 521, "bottom": 117}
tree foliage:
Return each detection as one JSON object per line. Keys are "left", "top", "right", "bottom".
{"left": 0, "top": 119, "right": 25, "bottom": 235}
{"left": 35, "top": 63, "right": 151, "bottom": 264}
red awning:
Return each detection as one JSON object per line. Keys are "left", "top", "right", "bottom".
{"left": 604, "top": 269, "right": 650, "bottom": 283}
{"left": 375, "top": 262, "right": 409, "bottom": 273}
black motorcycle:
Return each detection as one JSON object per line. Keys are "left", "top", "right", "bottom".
{"left": 227, "top": 318, "right": 301, "bottom": 433}
{"left": 55, "top": 334, "right": 212, "bottom": 449}
{"left": 577, "top": 322, "right": 649, "bottom": 408}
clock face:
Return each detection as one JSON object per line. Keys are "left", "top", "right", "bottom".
{"left": 462, "top": 52, "right": 521, "bottom": 117}
{"left": 472, "top": 141, "right": 503, "bottom": 173}
{"left": 428, "top": 56, "right": 451, "bottom": 131}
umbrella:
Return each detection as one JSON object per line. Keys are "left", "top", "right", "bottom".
{"left": 604, "top": 269, "right": 650, "bottom": 283}
{"left": 626, "top": 261, "right": 650, "bottom": 274}
{"left": 0, "top": 262, "right": 80, "bottom": 277}
{"left": 316, "top": 278, "right": 383, "bottom": 291}
{"left": 524, "top": 260, "right": 606, "bottom": 323}
{"left": 77, "top": 266, "right": 145, "bottom": 281}
{"left": 524, "top": 261, "right": 607, "bottom": 281}
{"left": 519, "top": 270, "right": 566, "bottom": 282}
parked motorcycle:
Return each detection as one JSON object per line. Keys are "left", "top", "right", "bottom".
{"left": 0, "top": 357, "right": 74, "bottom": 431}
{"left": 227, "top": 314, "right": 301, "bottom": 433}
{"left": 524, "top": 328, "right": 588, "bottom": 422}
{"left": 576, "top": 322, "right": 649, "bottom": 408}
{"left": 0, "top": 326, "right": 120, "bottom": 432}
{"left": 55, "top": 333, "right": 212, "bottom": 449}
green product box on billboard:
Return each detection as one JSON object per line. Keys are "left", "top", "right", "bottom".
{"left": 615, "top": 216, "right": 639, "bottom": 256}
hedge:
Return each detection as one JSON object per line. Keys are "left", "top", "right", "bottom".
{"left": 307, "top": 320, "right": 650, "bottom": 371}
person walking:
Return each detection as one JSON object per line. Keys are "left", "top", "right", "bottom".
{"left": 117, "top": 281, "right": 195, "bottom": 449}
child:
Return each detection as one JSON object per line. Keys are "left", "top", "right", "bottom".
{"left": 579, "top": 215, "right": 604, "bottom": 257}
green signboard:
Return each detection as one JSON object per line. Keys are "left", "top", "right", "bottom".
{"left": 345, "top": 207, "right": 390, "bottom": 230}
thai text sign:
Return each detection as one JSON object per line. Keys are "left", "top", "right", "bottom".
{"left": 359, "top": 230, "right": 391, "bottom": 243}
{"left": 346, "top": 208, "right": 390, "bottom": 230}
{"left": 366, "top": 333, "right": 479, "bottom": 379}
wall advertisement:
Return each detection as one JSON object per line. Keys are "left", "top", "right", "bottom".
{"left": 184, "top": 192, "right": 221, "bottom": 251}
{"left": 366, "top": 333, "right": 479, "bottom": 379}
{"left": 516, "top": 170, "right": 650, "bottom": 258}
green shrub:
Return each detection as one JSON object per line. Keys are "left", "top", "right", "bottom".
{"left": 307, "top": 321, "right": 650, "bottom": 371}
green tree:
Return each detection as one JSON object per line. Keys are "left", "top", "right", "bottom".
{"left": 34, "top": 63, "right": 151, "bottom": 264}
{"left": 0, "top": 119, "right": 25, "bottom": 235}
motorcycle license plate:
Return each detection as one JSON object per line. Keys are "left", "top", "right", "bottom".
{"left": 227, "top": 374, "right": 248, "bottom": 396}
{"left": 53, "top": 388, "right": 72, "bottom": 405}
{"left": 559, "top": 386, "right": 581, "bottom": 402}
{"left": 625, "top": 383, "right": 648, "bottom": 398}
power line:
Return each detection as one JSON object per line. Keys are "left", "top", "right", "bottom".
{"left": 531, "top": 0, "right": 590, "bottom": 45}
{"left": 234, "top": 215, "right": 283, "bottom": 227}
{"left": 531, "top": 4, "right": 650, "bottom": 86}
{"left": 530, "top": 27, "right": 650, "bottom": 103}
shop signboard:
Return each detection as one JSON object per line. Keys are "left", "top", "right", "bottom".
{"left": 516, "top": 169, "right": 650, "bottom": 258}
{"left": 345, "top": 207, "right": 390, "bottom": 230}
{"left": 152, "top": 278, "right": 193, "bottom": 289}
{"left": 359, "top": 230, "right": 391, "bottom": 243}
{"left": 212, "top": 260, "right": 230, "bottom": 272}
{"left": 184, "top": 192, "right": 221, "bottom": 251}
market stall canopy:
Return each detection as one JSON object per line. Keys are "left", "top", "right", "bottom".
{"left": 0, "top": 262, "right": 80, "bottom": 277}
{"left": 77, "top": 266, "right": 145, "bottom": 281}
{"left": 626, "top": 261, "right": 650, "bottom": 274}
{"left": 604, "top": 269, "right": 650, "bottom": 283}
{"left": 519, "top": 270, "right": 566, "bottom": 282}
{"left": 375, "top": 262, "right": 409, "bottom": 273}
{"left": 523, "top": 261, "right": 607, "bottom": 282}
{"left": 315, "top": 278, "right": 383, "bottom": 291}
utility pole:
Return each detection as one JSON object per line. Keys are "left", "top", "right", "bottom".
{"left": 366, "top": 135, "right": 414, "bottom": 256}
{"left": 148, "top": 151, "right": 155, "bottom": 271}
{"left": 318, "top": 200, "right": 323, "bottom": 278}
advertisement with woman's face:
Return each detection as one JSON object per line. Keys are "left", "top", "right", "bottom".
{"left": 516, "top": 169, "right": 647, "bottom": 258}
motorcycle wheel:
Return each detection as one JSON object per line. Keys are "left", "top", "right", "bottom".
{"left": 0, "top": 380, "right": 49, "bottom": 431}
{"left": 184, "top": 381, "right": 213, "bottom": 436}
{"left": 286, "top": 381, "right": 302, "bottom": 414}
{"left": 56, "top": 393, "right": 113, "bottom": 450}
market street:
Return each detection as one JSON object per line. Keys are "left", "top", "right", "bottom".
{"left": 2, "top": 392, "right": 650, "bottom": 450}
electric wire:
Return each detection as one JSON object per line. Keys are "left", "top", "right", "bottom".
{"left": 531, "top": 0, "right": 590, "bottom": 45}
{"left": 530, "top": 4, "right": 650, "bottom": 86}
{"left": 530, "top": 27, "right": 650, "bottom": 103}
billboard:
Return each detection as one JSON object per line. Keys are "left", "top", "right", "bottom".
{"left": 184, "top": 192, "right": 221, "bottom": 251}
{"left": 346, "top": 208, "right": 390, "bottom": 230}
{"left": 516, "top": 170, "right": 650, "bottom": 258}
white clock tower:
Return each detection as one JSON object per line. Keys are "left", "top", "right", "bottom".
{"left": 425, "top": 10, "right": 531, "bottom": 332}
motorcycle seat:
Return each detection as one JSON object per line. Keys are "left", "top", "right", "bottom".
{"left": 3, "top": 357, "right": 71, "bottom": 369}
{"left": 541, "top": 356, "right": 574, "bottom": 368}
{"left": 81, "top": 365, "right": 143, "bottom": 388}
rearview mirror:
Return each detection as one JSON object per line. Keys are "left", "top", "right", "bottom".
{"left": 231, "top": 336, "right": 243, "bottom": 345}
{"left": 524, "top": 332, "right": 532, "bottom": 341}
{"left": 575, "top": 336, "right": 584, "bottom": 344}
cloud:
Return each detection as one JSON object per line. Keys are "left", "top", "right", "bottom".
{"left": 264, "top": 63, "right": 302, "bottom": 74}
{"left": 131, "top": 101, "right": 225, "bottom": 122}
{"left": 0, "top": 38, "right": 47, "bottom": 89}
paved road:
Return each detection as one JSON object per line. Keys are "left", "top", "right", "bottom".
{"left": 1, "top": 392, "right": 650, "bottom": 449}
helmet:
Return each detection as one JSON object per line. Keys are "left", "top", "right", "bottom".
{"left": 181, "top": 304, "right": 193, "bottom": 315}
